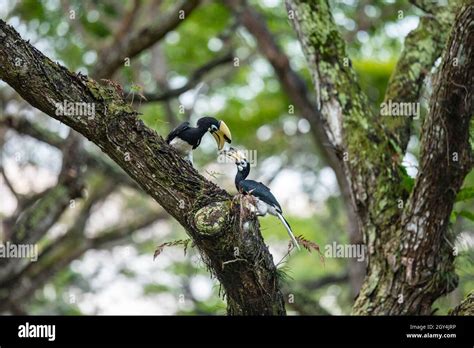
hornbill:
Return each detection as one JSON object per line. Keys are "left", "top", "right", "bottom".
{"left": 166, "top": 116, "right": 232, "bottom": 164}
{"left": 224, "top": 148, "right": 300, "bottom": 250}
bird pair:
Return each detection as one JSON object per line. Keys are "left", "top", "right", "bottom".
{"left": 166, "top": 116, "right": 300, "bottom": 250}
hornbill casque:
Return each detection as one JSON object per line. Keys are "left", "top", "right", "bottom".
{"left": 166, "top": 116, "right": 232, "bottom": 164}
{"left": 224, "top": 147, "right": 300, "bottom": 250}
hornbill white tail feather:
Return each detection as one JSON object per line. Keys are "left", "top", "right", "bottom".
{"left": 276, "top": 212, "right": 300, "bottom": 251}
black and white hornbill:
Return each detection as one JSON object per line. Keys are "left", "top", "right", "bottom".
{"left": 166, "top": 116, "right": 232, "bottom": 164}
{"left": 225, "top": 148, "right": 300, "bottom": 250}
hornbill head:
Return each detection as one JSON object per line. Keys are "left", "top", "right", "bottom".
{"left": 197, "top": 117, "right": 232, "bottom": 150}
{"left": 224, "top": 147, "right": 248, "bottom": 171}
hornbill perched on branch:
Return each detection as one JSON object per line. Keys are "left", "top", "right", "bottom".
{"left": 166, "top": 116, "right": 232, "bottom": 164}
{"left": 225, "top": 147, "right": 300, "bottom": 250}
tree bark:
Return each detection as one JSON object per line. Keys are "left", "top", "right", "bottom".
{"left": 449, "top": 292, "right": 474, "bottom": 316}
{"left": 0, "top": 20, "right": 285, "bottom": 315}
{"left": 287, "top": 0, "right": 473, "bottom": 314}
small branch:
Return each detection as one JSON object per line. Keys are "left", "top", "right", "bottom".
{"left": 111, "top": 0, "right": 142, "bottom": 46}
{"left": 0, "top": 209, "right": 166, "bottom": 313}
{"left": 140, "top": 51, "right": 234, "bottom": 103}
{"left": 90, "top": 211, "right": 166, "bottom": 248}
{"left": 1, "top": 115, "right": 63, "bottom": 148}
{"left": 303, "top": 272, "right": 349, "bottom": 290}
{"left": 409, "top": 0, "right": 442, "bottom": 14}
{"left": 0, "top": 166, "right": 22, "bottom": 202}
{"left": 1, "top": 115, "right": 138, "bottom": 189}
{"left": 286, "top": 0, "right": 401, "bottom": 259}
{"left": 93, "top": 0, "right": 201, "bottom": 79}
{"left": 222, "top": 258, "right": 247, "bottom": 269}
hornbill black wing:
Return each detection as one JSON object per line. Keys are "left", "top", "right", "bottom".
{"left": 166, "top": 121, "right": 191, "bottom": 144}
{"left": 240, "top": 179, "right": 282, "bottom": 213}
{"left": 240, "top": 179, "right": 300, "bottom": 250}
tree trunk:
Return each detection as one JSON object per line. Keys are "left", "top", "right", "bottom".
{"left": 287, "top": 0, "right": 473, "bottom": 314}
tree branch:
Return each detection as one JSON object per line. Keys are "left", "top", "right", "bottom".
{"left": 286, "top": 0, "right": 405, "bottom": 265}
{"left": 0, "top": 19, "right": 285, "bottom": 315}
{"left": 93, "top": 0, "right": 201, "bottom": 79}
{"left": 1, "top": 115, "right": 138, "bottom": 189}
{"left": 383, "top": 2, "right": 460, "bottom": 152}
{"left": 303, "top": 271, "right": 349, "bottom": 290}
{"left": 0, "top": 132, "right": 85, "bottom": 283}
{"left": 110, "top": 0, "right": 142, "bottom": 47}
{"left": 11, "top": 133, "right": 84, "bottom": 245}
{"left": 1, "top": 114, "right": 63, "bottom": 147}
{"left": 354, "top": 4, "right": 473, "bottom": 314}
{"left": 0, "top": 208, "right": 165, "bottom": 313}
{"left": 140, "top": 50, "right": 234, "bottom": 103}
{"left": 0, "top": 166, "right": 23, "bottom": 202}
{"left": 449, "top": 292, "right": 474, "bottom": 315}
{"left": 409, "top": 0, "right": 444, "bottom": 14}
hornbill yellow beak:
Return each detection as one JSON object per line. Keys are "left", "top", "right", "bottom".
{"left": 211, "top": 121, "right": 232, "bottom": 151}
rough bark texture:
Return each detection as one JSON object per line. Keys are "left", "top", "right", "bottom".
{"left": 449, "top": 292, "right": 474, "bottom": 315}
{"left": 383, "top": 3, "right": 459, "bottom": 152}
{"left": 225, "top": 0, "right": 364, "bottom": 294}
{"left": 0, "top": 20, "right": 285, "bottom": 315}
{"left": 287, "top": 0, "right": 473, "bottom": 315}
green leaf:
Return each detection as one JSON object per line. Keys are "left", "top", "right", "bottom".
{"left": 456, "top": 187, "right": 474, "bottom": 202}
{"left": 458, "top": 210, "right": 474, "bottom": 222}
{"left": 400, "top": 165, "right": 415, "bottom": 193}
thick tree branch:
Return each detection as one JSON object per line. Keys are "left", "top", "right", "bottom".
{"left": 0, "top": 20, "right": 285, "bottom": 315}
{"left": 288, "top": 0, "right": 473, "bottom": 315}
{"left": 151, "top": 44, "right": 180, "bottom": 127}
{"left": 353, "top": 4, "right": 473, "bottom": 315}
{"left": 286, "top": 0, "right": 406, "bottom": 257}
{"left": 94, "top": 0, "right": 201, "bottom": 79}
{"left": 287, "top": 0, "right": 400, "bottom": 312}
{"left": 383, "top": 2, "right": 460, "bottom": 152}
